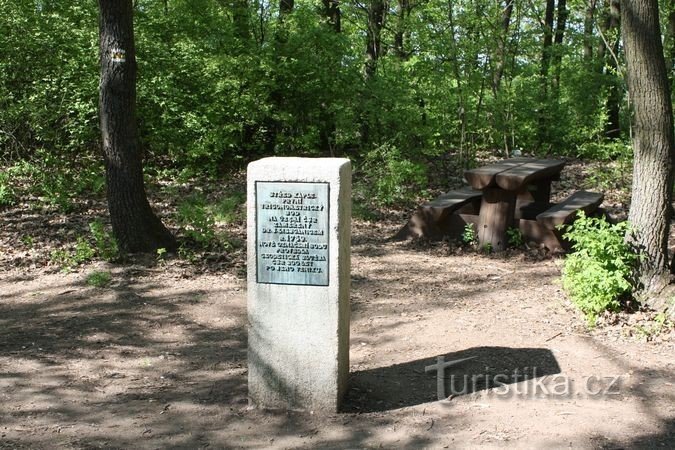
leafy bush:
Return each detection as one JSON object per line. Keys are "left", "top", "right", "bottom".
{"left": 506, "top": 227, "right": 524, "bottom": 248}
{"left": 0, "top": 171, "right": 16, "bottom": 207}
{"left": 561, "top": 212, "right": 637, "bottom": 323}
{"left": 576, "top": 141, "right": 632, "bottom": 161}
{"left": 176, "top": 194, "right": 217, "bottom": 245}
{"left": 89, "top": 220, "right": 120, "bottom": 261}
{"left": 86, "top": 271, "right": 112, "bottom": 287}
{"left": 461, "top": 223, "right": 477, "bottom": 245}
{"left": 50, "top": 236, "right": 95, "bottom": 272}
{"left": 361, "top": 144, "right": 427, "bottom": 206}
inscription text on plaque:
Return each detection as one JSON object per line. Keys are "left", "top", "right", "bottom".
{"left": 256, "top": 181, "right": 329, "bottom": 286}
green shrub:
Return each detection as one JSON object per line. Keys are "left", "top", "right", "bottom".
{"left": 0, "top": 171, "right": 16, "bottom": 207}
{"left": 561, "top": 212, "right": 637, "bottom": 324}
{"left": 461, "top": 223, "right": 477, "bottom": 245}
{"left": 176, "top": 194, "right": 217, "bottom": 245}
{"left": 209, "top": 192, "right": 245, "bottom": 224}
{"left": 361, "top": 144, "right": 427, "bottom": 206}
{"left": 86, "top": 271, "right": 112, "bottom": 287}
{"left": 576, "top": 141, "right": 631, "bottom": 161}
{"left": 506, "top": 227, "right": 524, "bottom": 248}
{"left": 50, "top": 236, "right": 95, "bottom": 272}
{"left": 89, "top": 220, "right": 120, "bottom": 261}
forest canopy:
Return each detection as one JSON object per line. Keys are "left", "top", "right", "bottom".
{"left": 2, "top": 0, "right": 672, "bottom": 185}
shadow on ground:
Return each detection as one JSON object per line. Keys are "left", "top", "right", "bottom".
{"left": 344, "top": 346, "right": 561, "bottom": 413}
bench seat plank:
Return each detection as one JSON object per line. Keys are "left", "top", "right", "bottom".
{"left": 495, "top": 159, "right": 565, "bottom": 191}
{"left": 464, "top": 158, "right": 531, "bottom": 190}
{"left": 536, "top": 190, "right": 604, "bottom": 230}
{"left": 393, "top": 187, "right": 482, "bottom": 240}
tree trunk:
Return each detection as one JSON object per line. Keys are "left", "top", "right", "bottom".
{"left": 322, "top": 0, "right": 341, "bottom": 32}
{"left": 364, "top": 0, "right": 385, "bottom": 81}
{"left": 319, "top": 0, "right": 341, "bottom": 155}
{"left": 538, "top": 0, "right": 556, "bottom": 146}
{"left": 605, "top": 0, "right": 621, "bottom": 139}
{"left": 492, "top": 0, "right": 514, "bottom": 93}
{"left": 231, "top": 0, "right": 252, "bottom": 42}
{"left": 394, "top": 0, "right": 410, "bottom": 59}
{"left": 551, "top": 0, "right": 567, "bottom": 91}
{"left": 98, "top": 0, "right": 176, "bottom": 253}
{"left": 622, "top": 0, "right": 675, "bottom": 297}
{"left": 667, "top": 0, "right": 675, "bottom": 87}
{"left": 584, "top": 0, "right": 597, "bottom": 61}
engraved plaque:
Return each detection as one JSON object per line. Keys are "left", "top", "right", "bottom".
{"left": 256, "top": 181, "right": 329, "bottom": 286}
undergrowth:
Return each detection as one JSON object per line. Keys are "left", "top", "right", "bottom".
{"left": 560, "top": 212, "right": 637, "bottom": 324}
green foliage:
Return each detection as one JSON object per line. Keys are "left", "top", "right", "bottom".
{"left": 461, "top": 223, "right": 477, "bottom": 245}
{"left": 176, "top": 194, "right": 217, "bottom": 245}
{"left": 86, "top": 271, "right": 112, "bottom": 288}
{"left": 21, "top": 235, "right": 34, "bottom": 248}
{"left": 89, "top": 220, "right": 120, "bottom": 262}
{"left": 49, "top": 221, "right": 119, "bottom": 271}
{"left": 0, "top": 0, "right": 634, "bottom": 202}
{"left": 561, "top": 212, "right": 638, "bottom": 324}
{"left": 51, "top": 236, "right": 95, "bottom": 272}
{"left": 209, "top": 192, "right": 245, "bottom": 224}
{"left": 506, "top": 227, "right": 524, "bottom": 248}
{"left": 352, "top": 200, "right": 379, "bottom": 222}
{"left": 360, "top": 144, "right": 427, "bottom": 206}
{"left": 634, "top": 309, "right": 674, "bottom": 340}
{"left": 0, "top": 171, "right": 16, "bottom": 207}
{"left": 576, "top": 141, "right": 632, "bottom": 161}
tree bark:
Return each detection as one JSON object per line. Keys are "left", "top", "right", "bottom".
{"left": 621, "top": 0, "right": 675, "bottom": 296}
{"left": 605, "top": 0, "right": 621, "bottom": 139}
{"left": 322, "top": 0, "right": 341, "bottom": 32}
{"left": 551, "top": 0, "right": 567, "bottom": 91}
{"left": 538, "top": 0, "right": 556, "bottom": 146}
{"left": 394, "top": 0, "right": 410, "bottom": 59}
{"left": 492, "top": 0, "right": 514, "bottom": 93}
{"left": 667, "top": 0, "right": 675, "bottom": 87}
{"left": 98, "top": 0, "right": 176, "bottom": 253}
{"left": 319, "top": 0, "right": 341, "bottom": 155}
{"left": 231, "top": 0, "right": 252, "bottom": 42}
{"left": 364, "top": 0, "right": 385, "bottom": 81}
{"left": 584, "top": 0, "right": 597, "bottom": 61}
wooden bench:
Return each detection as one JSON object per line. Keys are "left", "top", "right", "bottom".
{"left": 393, "top": 187, "right": 482, "bottom": 240}
{"left": 536, "top": 190, "right": 604, "bottom": 230}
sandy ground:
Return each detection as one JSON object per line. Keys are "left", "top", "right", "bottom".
{"left": 1, "top": 212, "right": 674, "bottom": 450}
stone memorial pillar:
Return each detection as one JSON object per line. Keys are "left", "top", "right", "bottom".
{"left": 247, "top": 157, "right": 351, "bottom": 412}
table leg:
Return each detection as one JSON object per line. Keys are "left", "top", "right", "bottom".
{"left": 515, "top": 180, "right": 552, "bottom": 219}
{"left": 477, "top": 187, "right": 516, "bottom": 251}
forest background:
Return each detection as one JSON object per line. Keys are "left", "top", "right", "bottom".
{"left": 3, "top": 0, "right": 673, "bottom": 207}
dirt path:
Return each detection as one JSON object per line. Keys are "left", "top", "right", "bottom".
{"left": 1, "top": 217, "right": 674, "bottom": 449}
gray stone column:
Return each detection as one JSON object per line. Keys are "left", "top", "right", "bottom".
{"left": 246, "top": 157, "right": 351, "bottom": 412}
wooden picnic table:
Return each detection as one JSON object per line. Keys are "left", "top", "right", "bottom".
{"left": 394, "top": 157, "right": 603, "bottom": 252}
{"left": 464, "top": 158, "right": 565, "bottom": 251}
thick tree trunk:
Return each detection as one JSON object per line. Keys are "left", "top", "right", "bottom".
{"left": 98, "top": 0, "right": 176, "bottom": 253}
{"left": 622, "top": 0, "right": 675, "bottom": 296}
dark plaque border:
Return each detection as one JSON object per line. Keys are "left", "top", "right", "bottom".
{"left": 255, "top": 181, "right": 330, "bottom": 287}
